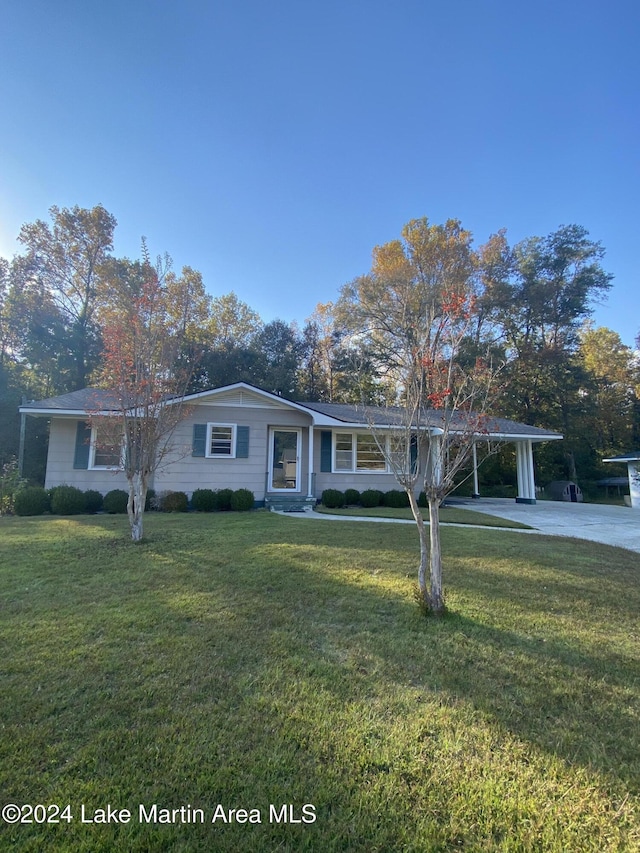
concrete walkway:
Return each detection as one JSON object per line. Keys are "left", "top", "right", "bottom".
{"left": 276, "top": 498, "right": 640, "bottom": 554}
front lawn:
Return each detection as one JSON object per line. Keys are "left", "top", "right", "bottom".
{"left": 0, "top": 513, "right": 638, "bottom": 852}
{"left": 314, "top": 504, "right": 531, "bottom": 528}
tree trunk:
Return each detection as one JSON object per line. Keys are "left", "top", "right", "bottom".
{"left": 427, "top": 496, "right": 445, "bottom": 614}
{"left": 127, "top": 473, "right": 147, "bottom": 542}
{"left": 407, "top": 489, "right": 429, "bottom": 603}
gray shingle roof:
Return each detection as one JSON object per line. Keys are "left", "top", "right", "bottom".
{"left": 21, "top": 388, "right": 121, "bottom": 411}
{"left": 21, "top": 384, "right": 562, "bottom": 440}
{"left": 299, "top": 401, "right": 562, "bottom": 439}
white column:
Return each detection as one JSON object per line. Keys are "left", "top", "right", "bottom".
{"left": 516, "top": 442, "right": 525, "bottom": 500}
{"left": 430, "top": 435, "right": 443, "bottom": 487}
{"left": 516, "top": 440, "right": 536, "bottom": 503}
{"left": 628, "top": 462, "right": 640, "bottom": 509}
{"left": 307, "top": 427, "right": 315, "bottom": 498}
{"left": 472, "top": 441, "right": 480, "bottom": 498}
{"left": 525, "top": 440, "right": 536, "bottom": 502}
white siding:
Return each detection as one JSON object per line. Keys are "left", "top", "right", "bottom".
{"left": 154, "top": 404, "right": 312, "bottom": 500}
{"left": 312, "top": 429, "right": 399, "bottom": 495}
{"left": 45, "top": 419, "right": 128, "bottom": 493}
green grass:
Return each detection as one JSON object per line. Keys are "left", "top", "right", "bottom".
{"left": 0, "top": 512, "right": 638, "bottom": 852}
{"left": 315, "top": 504, "right": 531, "bottom": 528}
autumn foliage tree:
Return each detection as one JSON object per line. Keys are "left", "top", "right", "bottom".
{"left": 93, "top": 246, "right": 196, "bottom": 541}
{"left": 337, "top": 218, "right": 501, "bottom": 614}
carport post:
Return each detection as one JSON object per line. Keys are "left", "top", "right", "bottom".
{"left": 471, "top": 442, "right": 480, "bottom": 498}
{"left": 516, "top": 440, "right": 536, "bottom": 504}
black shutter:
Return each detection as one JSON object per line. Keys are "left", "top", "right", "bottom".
{"left": 320, "top": 431, "right": 332, "bottom": 472}
{"left": 73, "top": 422, "right": 92, "bottom": 469}
{"left": 236, "top": 426, "right": 249, "bottom": 458}
{"left": 192, "top": 424, "right": 207, "bottom": 457}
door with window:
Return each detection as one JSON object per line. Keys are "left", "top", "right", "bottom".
{"left": 269, "top": 428, "right": 301, "bottom": 491}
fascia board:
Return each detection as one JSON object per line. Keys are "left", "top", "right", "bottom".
{"left": 19, "top": 407, "right": 119, "bottom": 417}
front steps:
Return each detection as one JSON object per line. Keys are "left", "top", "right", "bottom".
{"left": 265, "top": 495, "right": 317, "bottom": 513}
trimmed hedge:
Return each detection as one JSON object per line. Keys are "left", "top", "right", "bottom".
{"left": 382, "top": 489, "right": 410, "bottom": 508}
{"left": 103, "top": 489, "right": 129, "bottom": 514}
{"left": 191, "top": 488, "right": 217, "bottom": 512}
{"left": 214, "top": 488, "right": 234, "bottom": 512}
{"left": 344, "top": 488, "right": 361, "bottom": 506}
{"left": 83, "top": 489, "right": 104, "bottom": 514}
{"left": 230, "top": 488, "right": 255, "bottom": 511}
{"left": 50, "top": 485, "right": 86, "bottom": 516}
{"left": 161, "top": 491, "right": 189, "bottom": 512}
{"left": 360, "top": 489, "right": 383, "bottom": 508}
{"left": 322, "top": 489, "right": 345, "bottom": 509}
{"left": 14, "top": 486, "right": 50, "bottom": 517}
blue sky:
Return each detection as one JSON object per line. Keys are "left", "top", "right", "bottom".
{"left": 1, "top": 0, "right": 638, "bottom": 344}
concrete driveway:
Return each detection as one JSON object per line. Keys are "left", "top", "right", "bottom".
{"left": 453, "top": 498, "right": 640, "bottom": 554}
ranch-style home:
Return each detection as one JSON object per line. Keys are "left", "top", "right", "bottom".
{"left": 20, "top": 382, "right": 562, "bottom": 509}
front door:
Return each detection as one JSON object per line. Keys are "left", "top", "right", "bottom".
{"left": 269, "top": 428, "right": 301, "bottom": 491}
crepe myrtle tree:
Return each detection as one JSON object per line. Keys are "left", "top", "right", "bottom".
{"left": 338, "top": 218, "right": 502, "bottom": 614}
{"left": 90, "top": 244, "right": 196, "bottom": 541}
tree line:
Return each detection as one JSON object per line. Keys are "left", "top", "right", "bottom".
{"left": 1, "top": 205, "right": 638, "bottom": 491}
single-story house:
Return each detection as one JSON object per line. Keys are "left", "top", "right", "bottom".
{"left": 20, "top": 382, "right": 562, "bottom": 508}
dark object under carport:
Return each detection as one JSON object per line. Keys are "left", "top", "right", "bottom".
{"left": 546, "top": 481, "right": 583, "bottom": 502}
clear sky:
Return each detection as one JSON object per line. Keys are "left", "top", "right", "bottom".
{"left": 1, "top": 0, "right": 638, "bottom": 344}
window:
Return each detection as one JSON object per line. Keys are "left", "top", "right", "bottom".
{"left": 207, "top": 423, "right": 236, "bottom": 457}
{"left": 356, "top": 434, "right": 386, "bottom": 470}
{"left": 90, "top": 425, "right": 122, "bottom": 469}
{"left": 333, "top": 432, "right": 388, "bottom": 472}
{"left": 335, "top": 433, "right": 353, "bottom": 470}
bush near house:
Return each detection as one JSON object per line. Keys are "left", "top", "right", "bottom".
{"left": 382, "top": 489, "right": 410, "bottom": 508}
{"left": 50, "top": 485, "right": 86, "bottom": 516}
{"left": 103, "top": 489, "right": 129, "bottom": 514}
{"left": 0, "top": 459, "right": 27, "bottom": 516}
{"left": 230, "top": 488, "right": 255, "bottom": 511}
{"left": 322, "top": 489, "right": 345, "bottom": 509}
{"left": 360, "top": 489, "right": 383, "bottom": 508}
{"left": 191, "top": 488, "right": 217, "bottom": 512}
{"left": 13, "top": 486, "right": 50, "bottom": 516}
{"left": 344, "top": 488, "right": 361, "bottom": 506}
{"left": 83, "top": 489, "right": 104, "bottom": 514}
{"left": 213, "top": 488, "right": 234, "bottom": 511}
{"left": 160, "top": 491, "right": 189, "bottom": 512}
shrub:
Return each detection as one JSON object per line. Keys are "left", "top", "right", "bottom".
{"left": 344, "top": 488, "right": 361, "bottom": 506}
{"left": 360, "top": 489, "right": 383, "bottom": 508}
{"left": 83, "top": 489, "right": 104, "bottom": 514}
{"left": 230, "top": 488, "right": 255, "bottom": 511}
{"left": 418, "top": 491, "right": 428, "bottom": 507}
{"left": 161, "top": 491, "right": 189, "bottom": 512}
{"left": 51, "top": 485, "right": 86, "bottom": 515}
{"left": 322, "top": 489, "right": 345, "bottom": 509}
{"left": 14, "top": 486, "right": 50, "bottom": 516}
{"left": 0, "top": 458, "right": 27, "bottom": 516}
{"left": 145, "top": 488, "right": 156, "bottom": 511}
{"left": 214, "top": 488, "right": 234, "bottom": 511}
{"left": 191, "top": 488, "right": 217, "bottom": 512}
{"left": 382, "top": 489, "right": 409, "bottom": 508}
{"left": 103, "top": 489, "right": 129, "bottom": 514}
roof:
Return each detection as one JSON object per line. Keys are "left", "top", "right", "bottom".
{"left": 20, "top": 388, "right": 122, "bottom": 414}
{"left": 299, "top": 400, "right": 562, "bottom": 440}
{"left": 603, "top": 453, "right": 640, "bottom": 463}
{"left": 20, "top": 382, "right": 562, "bottom": 441}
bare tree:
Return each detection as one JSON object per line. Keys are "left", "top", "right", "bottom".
{"left": 337, "top": 218, "right": 501, "bottom": 614}
{"left": 91, "top": 244, "right": 197, "bottom": 541}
